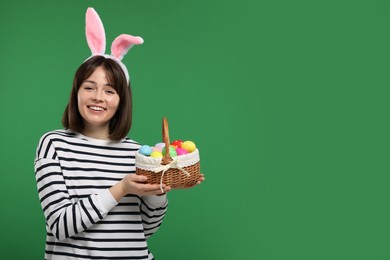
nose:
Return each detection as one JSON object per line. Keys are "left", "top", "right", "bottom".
{"left": 92, "top": 89, "right": 103, "bottom": 102}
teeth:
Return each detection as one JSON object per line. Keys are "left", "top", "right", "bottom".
{"left": 89, "top": 106, "right": 105, "bottom": 111}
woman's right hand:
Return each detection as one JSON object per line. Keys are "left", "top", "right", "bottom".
{"left": 110, "top": 174, "right": 171, "bottom": 202}
{"left": 122, "top": 174, "right": 171, "bottom": 196}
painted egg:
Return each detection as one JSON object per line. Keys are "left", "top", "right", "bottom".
{"left": 139, "top": 145, "right": 152, "bottom": 156}
{"left": 162, "top": 145, "right": 178, "bottom": 157}
{"left": 171, "top": 140, "right": 183, "bottom": 148}
{"left": 181, "top": 141, "right": 196, "bottom": 153}
{"left": 150, "top": 151, "right": 163, "bottom": 158}
{"left": 154, "top": 142, "right": 165, "bottom": 149}
{"left": 176, "top": 147, "right": 189, "bottom": 156}
{"left": 152, "top": 146, "right": 162, "bottom": 152}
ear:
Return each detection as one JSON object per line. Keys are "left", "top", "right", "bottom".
{"left": 85, "top": 8, "right": 106, "bottom": 55}
{"left": 111, "top": 34, "right": 144, "bottom": 60}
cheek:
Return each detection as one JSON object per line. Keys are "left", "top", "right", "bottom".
{"left": 109, "top": 96, "right": 120, "bottom": 109}
{"left": 77, "top": 90, "right": 84, "bottom": 104}
{"left": 77, "top": 94, "right": 84, "bottom": 110}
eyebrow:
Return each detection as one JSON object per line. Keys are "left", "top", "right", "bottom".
{"left": 83, "top": 80, "right": 114, "bottom": 87}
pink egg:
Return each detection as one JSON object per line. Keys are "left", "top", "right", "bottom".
{"left": 176, "top": 147, "right": 189, "bottom": 156}
{"left": 152, "top": 146, "right": 162, "bottom": 152}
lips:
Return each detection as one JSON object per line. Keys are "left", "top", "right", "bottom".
{"left": 88, "top": 105, "right": 106, "bottom": 111}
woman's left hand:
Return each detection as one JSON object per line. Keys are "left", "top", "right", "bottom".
{"left": 183, "top": 173, "right": 205, "bottom": 189}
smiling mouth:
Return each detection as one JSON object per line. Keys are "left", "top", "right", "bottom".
{"left": 88, "top": 105, "right": 106, "bottom": 111}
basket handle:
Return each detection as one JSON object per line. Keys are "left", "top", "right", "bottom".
{"left": 162, "top": 117, "right": 172, "bottom": 165}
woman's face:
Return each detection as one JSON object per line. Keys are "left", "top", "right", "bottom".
{"left": 77, "top": 66, "right": 120, "bottom": 131}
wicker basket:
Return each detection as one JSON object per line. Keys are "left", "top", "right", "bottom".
{"left": 135, "top": 117, "right": 201, "bottom": 188}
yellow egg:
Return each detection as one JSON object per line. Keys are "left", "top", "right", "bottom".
{"left": 181, "top": 141, "right": 196, "bottom": 153}
{"left": 150, "top": 151, "right": 163, "bottom": 158}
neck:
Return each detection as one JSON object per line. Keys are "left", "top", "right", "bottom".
{"left": 82, "top": 124, "right": 110, "bottom": 140}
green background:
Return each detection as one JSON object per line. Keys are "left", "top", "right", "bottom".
{"left": 0, "top": 0, "right": 389, "bottom": 259}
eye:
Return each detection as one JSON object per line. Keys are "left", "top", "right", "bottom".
{"left": 82, "top": 85, "right": 94, "bottom": 90}
{"left": 105, "top": 89, "right": 117, "bottom": 95}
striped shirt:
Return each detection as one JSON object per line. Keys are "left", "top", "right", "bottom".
{"left": 34, "top": 129, "right": 168, "bottom": 260}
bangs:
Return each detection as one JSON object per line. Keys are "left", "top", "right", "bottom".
{"left": 102, "top": 60, "right": 127, "bottom": 95}
{"left": 103, "top": 65, "right": 116, "bottom": 88}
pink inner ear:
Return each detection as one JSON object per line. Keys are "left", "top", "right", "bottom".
{"left": 86, "top": 8, "right": 106, "bottom": 55}
{"left": 111, "top": 34, "right": 144, "bottom": 60}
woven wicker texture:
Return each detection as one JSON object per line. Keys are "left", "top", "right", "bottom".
{"left": 136, "top": 161, "right": 201, "bottom": 188}
{"left": 135, "top": 117, "right": 201, "bottom": 188}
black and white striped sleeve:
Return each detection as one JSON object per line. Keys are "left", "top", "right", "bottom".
{"left": 34, "top": 135, "right": 118, "bottom": 240}
{"left": 140, "top": 195, "right": 168, "bottom": 239}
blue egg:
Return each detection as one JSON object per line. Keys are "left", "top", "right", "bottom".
{"left": 139, "top": 145, "right": 152, "bottom": 156}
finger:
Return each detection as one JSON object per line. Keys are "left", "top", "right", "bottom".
{"left": 154, "top": 185, "right": 171, "bottom": 195}
{"left": 138, "top": 183, "right": 166, "bottom": 193}
{"left": 131, "top": 174, "right": 148, "bottom": 183}
{"left": 145, "top": 185, "right": 171, "bottom": 196}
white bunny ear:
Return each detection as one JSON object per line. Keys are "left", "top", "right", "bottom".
{"left": 85, "top": 8, "right": 106, "bottom": 55}
{"left": 111, "top": 34, "right": 144, "bottom": 61}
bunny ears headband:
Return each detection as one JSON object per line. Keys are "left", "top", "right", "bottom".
{"left": 85, "top": 7, "right": 144, "bottom": 82}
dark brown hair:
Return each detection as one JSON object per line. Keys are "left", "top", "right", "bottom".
{"left": 62, "top": 56, "right": 132, "bottom": 141}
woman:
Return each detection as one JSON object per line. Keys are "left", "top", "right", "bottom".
{"left": 34, "top": 56, "right": 176, "bottom": 259}
{"left": 35, "top": 8, "right": 204, "bottom": 259}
